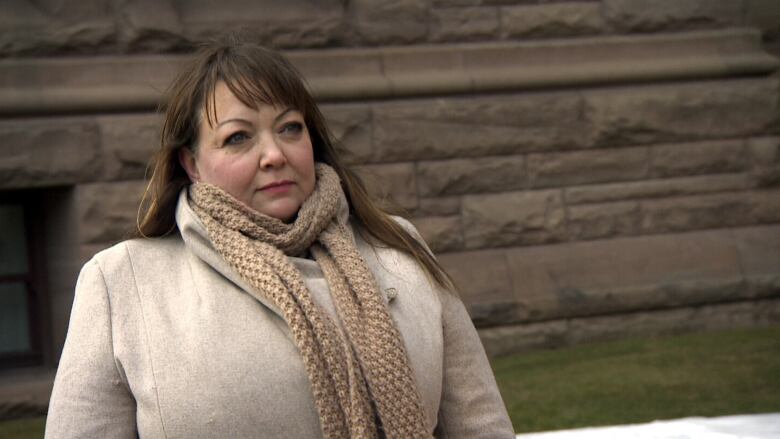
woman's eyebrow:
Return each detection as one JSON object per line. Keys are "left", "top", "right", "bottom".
{"left": 275, "top": 107, "right": 296, "bottom": 123}
{"left": 215, "top": 117, "right": 250, "bottom": 128}
{"left": 214, "top": 108, "right": 296, "bottom": 128}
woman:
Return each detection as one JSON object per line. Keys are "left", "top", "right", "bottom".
{"left": 45, "top": 33, "right": 514, "bottom": 438}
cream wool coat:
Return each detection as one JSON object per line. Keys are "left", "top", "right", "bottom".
{"left": 45, "top": 192, "right": 514, "bottom": 438}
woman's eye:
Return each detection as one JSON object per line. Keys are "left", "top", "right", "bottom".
{"left": 280, "top": 122, "right": 304, "bottom": 136}
{"left": 225, "top": 131, "right": 250, "bottom": 146}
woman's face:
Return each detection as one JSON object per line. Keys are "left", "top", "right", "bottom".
{"left": 179, "top": 81, "right": 316, "bottom": 222}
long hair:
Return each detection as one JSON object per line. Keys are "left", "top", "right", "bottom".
{"left": 138, "top": 32, "right": 455, "bottom": 291}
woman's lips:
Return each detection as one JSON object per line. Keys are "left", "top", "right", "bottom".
{"left": 259, "top": 180, "right": 294, "bottom": 193}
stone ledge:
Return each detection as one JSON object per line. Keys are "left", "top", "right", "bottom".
{"left": 0, "top": 367, "right": 54, "bottom": 419}
{"left": 478, "top": 297, "right": 780, "bottom": 357}
{"left": 1, "top": 28, "right": 776, "bottom": 115}
{"left": 563, "top": 173, "right": 755, "bottom": 205}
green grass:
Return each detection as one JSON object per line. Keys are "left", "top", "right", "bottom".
{"left": 493, "top": 326, "right": 780, "bottom": 433}
{"left": 0, "top": 416, "right": 45, "bottom": 439}
{"left": 3, "top": 327, "right": 779, "bottom": 437}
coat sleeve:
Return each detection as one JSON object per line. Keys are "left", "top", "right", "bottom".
{"left": 390, "top": 216, "right": 515, "bottom": 437}
{"left": 45, "top": 258, "right": 137, "bottom": 438}
{"left": 433, "top": 288, "right": 516, "bottom": 438}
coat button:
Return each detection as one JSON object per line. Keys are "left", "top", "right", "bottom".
{"left": 385, "top": 288, "right": 397, "bottom": 301}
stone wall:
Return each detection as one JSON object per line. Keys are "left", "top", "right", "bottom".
{"left": 3, "top": 0, "right": 779, "bottom": 56}
{"left": 1, "top": 0, "right": 780, "bottom": 366}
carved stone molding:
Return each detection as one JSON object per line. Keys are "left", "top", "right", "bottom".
{"left": 1, "top": 29, "right": 777, "bottom": 115}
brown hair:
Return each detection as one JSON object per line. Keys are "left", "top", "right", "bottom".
{"left": 138, "top": 32, "right": 455, "bottom": 291}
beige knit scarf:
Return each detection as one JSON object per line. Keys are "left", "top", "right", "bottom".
{"left": 188, "top": 163, "right": 430, "bottom": 439}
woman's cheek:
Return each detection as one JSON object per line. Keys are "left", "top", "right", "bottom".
{"left": 201, "top": 156, "right": 248, "bottom": 197}
{"left": 225, "top": 155, "right": 260, "bottom": 194}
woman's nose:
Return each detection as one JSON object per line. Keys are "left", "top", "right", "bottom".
{"left": 258, "top": 136, "right": 286, "bottom": 169}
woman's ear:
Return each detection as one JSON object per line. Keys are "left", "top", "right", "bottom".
{"left": 178, "top": 147, "right": 200, "bottom": 182}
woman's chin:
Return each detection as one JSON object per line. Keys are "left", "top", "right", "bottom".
{"left": 252, "top": 201, "right": 301, "bottom": 223}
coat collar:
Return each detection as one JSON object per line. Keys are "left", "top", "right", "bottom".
{"left": 176, "top": 189, "right": 285, "bottom": 318}
{"left": 174, "top": 188, "right": 395, "bottom": 319}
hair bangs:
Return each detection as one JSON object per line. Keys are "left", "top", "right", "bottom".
{"left": 202, "top": 48, "right": 310, "bottom": 128}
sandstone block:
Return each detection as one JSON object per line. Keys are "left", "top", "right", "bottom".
{"left": 748, "top": 137, "right": 780, "bottom": 187}
{"left": 0, "top": 0, "right": 115, "bottom": 56}
{"left": 430, "top": 7, "right": 499, "bottom": 42}
{"left": 74, "top": 180, "right": 147, "bottom": 245}
{"left": 417, "top": 155, "right": 525, "bottom": 196}
{"left": 0, "top": 56, "right": 178, "bottom": 101}
{"left": 321, "top": 104, "right": 373, "bottom": 165}
{"left": 749, "top": 190, "right": 780, "bottom": 223}
{"left": 0, "top": 0, "right": 48, "bottom": 28}
{"left": 505, "top": 228, "right": 744, "bottom": 322}
{"left": 501, "top": 2, "right": 605, "bottom": 38}
{"left": 706, "top": 299, "right": 774, "bottom": 329}
{"left": 180, "top": 0, "right": 346, "bottom": 48}
{"left": 638, "top": 191, "right": 778, "bottom": 234}
{"left": 462, "top": 189, "right": 566, "bottom": 249}
{"left": 118, "top": 0, "right": 187, "bottom": 52}
{"left": 746, "top": 0, "right": 780, "bottom": 38}
{"left": 79, "top": 243, "right": 113, "bottom": 265}
{"left": 603, "top": 0, "right": 744, "bottom": 32}
{"left": 650, "top": 278, "right": 752, "bottom": 310}
{"left": 766, "top": 41, "right": 780, "bottom": 60}
{"left": 379, "top": 46, "right": 466, "bottom": 81}
{"left": 567, "top": 306, "right": 701, "bottom": 345}
{"left": 743, "top": 275, "right": 780, "bottom": 301}
{"left": 0, "top": 118, "right": 101, "bottom": 189}
{"left": 749, "top": 137, "right": 780, "bottom": 165}
{"left": 291, "top": 50, "right": 383, "bottom": 81}
{"left": 416, "top": 196, "right": 461, "bottom": 216}
{"left": 433, "top": 0, "right": 480, "bottom": 6}
{"left": 527, "top": 146, "right": 648, "bottom": 188}
{"left": 481, "top": 0, "right": 543, "bottom": 5}
{"left": 438, "top": 249, "right": 519, "bottom": 326}
{"left": 477, "top": 320, "right": 568, "bottom": 356}
{"left": 98, "top": 114, "right": 161, "bottom": 181}
{"left": 33, "top": 0, "right": 112, "bottom": 22}
{"left": 584, "top": 79, "right": 780, "bottom": 147}
{"left": 481, "top": 298, "right": 780, "bottom": 354}
{"left": 410, "top": 215, "right": 463, "bottom": 253}
{"left": 354, "top": 163, "right": 418, "bottom": 211}
{"left": 564, "top": 174, "right": 753, "bottom": 205}
{"left": 753, "top": 297, "right": 780, "bottom": 325}
{"left": 348, "top": 0, "right": 430, "bottom": 45}
{"left": 566, "top": 201, "right": 641, "bottom": 240}
{"left": 732, "top": 225, "right": 780, "bottom": 278}
{"left": 569, "top": 298, "right": 780, "bottom": 346}
{"left": 578, "top": 295, "right": 770, "bottom": 343}
{"left": 372, "top": 93, "right": 587, "bottom": 162}
{"left": 639, "top": 193, "right": 744, "bottom": 233}
{"left": 650, "top": 140, "right": 748, "bottom": 178}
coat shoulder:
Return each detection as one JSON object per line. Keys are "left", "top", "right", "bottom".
{"left": 91, "top": 235, "right": 183, "bottom": 263}
{"left": 389, "top": 215, "right": 420, "bottom": 238}
{"left": 86, "top": 235, "right": 185, "bottom": 287}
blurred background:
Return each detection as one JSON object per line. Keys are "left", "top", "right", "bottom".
{"left": 1, "top": 0, "right": 779, "bottom": 435}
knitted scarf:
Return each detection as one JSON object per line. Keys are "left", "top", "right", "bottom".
{"left": 188, "top": 163, "right": 431, "bottom": 439}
